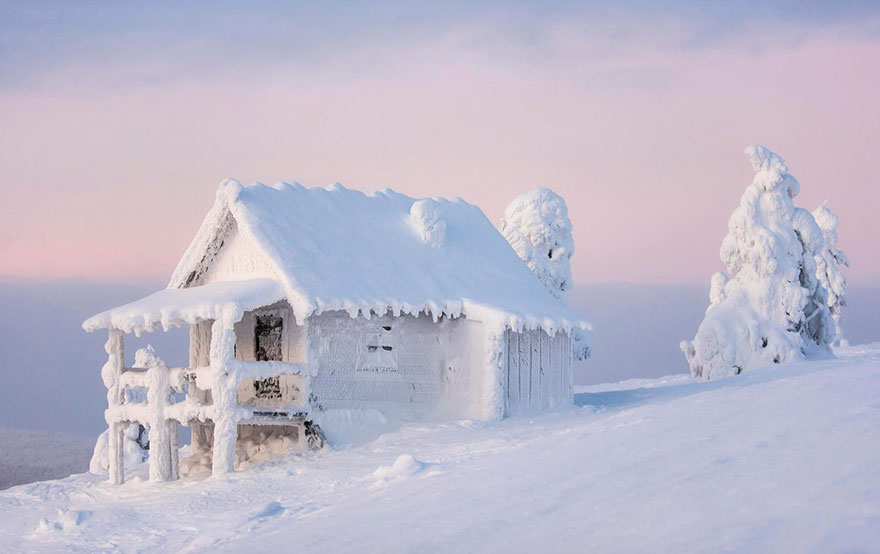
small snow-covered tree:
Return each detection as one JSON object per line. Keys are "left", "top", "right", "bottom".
{"left": 89, "top": 424, "right": 150, "bottom": 474}
{"left": 812, "top": 203, "right": 849, "bottom": 344}
{"left": 500, "top": 188, "right": 590, "bottom": 360}
{"left": 500, "top": 188, "right": 574, "bottom": 299}
{"left": 681, "top": 145, "right": 835, "bottom": 380}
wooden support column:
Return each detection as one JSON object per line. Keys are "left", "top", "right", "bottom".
{"left": 147, "top": 358, "right": 172, "bottom": 481}
{"left": 104, "top": 329, "right": 125, "bottom": 485}
{"left": 169, "top": 420, "right": 180, "bottom": 480}
{"left": 108, "top": 422, "right": 125, "bottom": 485}
{"left": 210, "top": 320, "right": 239, "bottom": 476}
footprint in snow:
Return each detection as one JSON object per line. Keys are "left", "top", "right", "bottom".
{"left": 250, "top": 501, "right": 285, "bottom": 520}
{"left": 34, "top": 509, "right": 92, "bottom": 534}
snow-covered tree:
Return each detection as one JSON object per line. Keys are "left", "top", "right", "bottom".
{"left": 90, "top": 424, "right": 149, "bottom": 474}
{"left": 500, "top": 188, "right": 590, "bottom": 360}
{"left": 500, "top": 188, "right": 574, "bottom": 299}
{"left": 812, "top": 203, "right": 849, "bottom": 344}
{"left": 681, "top": 145, "right": 835, "bottom": 380}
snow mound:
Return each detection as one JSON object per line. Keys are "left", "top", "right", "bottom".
{"left": 409, "top": 199, "right": 447, "bottom": 247}
{"left": 309, "top": 408, "right": 393, "bottom": 446}
{"left": 34, "top": 509, "right": 92, "bottom": 535}
{"left": 371, "top": 454, "right": 432, "bottom": 487}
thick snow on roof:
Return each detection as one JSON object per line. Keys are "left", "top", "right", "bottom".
{"left": 167, "top": 180, "right": 588, "bottom": 332}
{"left": 83, "top": 279, "right": 285, "bottom": 334}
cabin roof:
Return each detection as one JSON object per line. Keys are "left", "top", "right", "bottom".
{"left": 83, "top": 278, "right": 284, "bottom": 334}
{"left": 86, "top": 180, "right": 589, "bottom": 334}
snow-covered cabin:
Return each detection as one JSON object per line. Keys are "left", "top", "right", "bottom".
{"left": 84, "top": 181, "right": 589, "bottom": 482}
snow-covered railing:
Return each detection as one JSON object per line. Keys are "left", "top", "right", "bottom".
{"left": 102, "top": 322, "right": 314, "bottom": 483}
{"left": 226, "top": 359, "right": 313, "bottom": 381}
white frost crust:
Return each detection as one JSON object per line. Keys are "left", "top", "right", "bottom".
{"left": 161, "top": 180, "right": 588, "bottom": 334}
{"left": 82, "top": 279, "right": 285, "bottom": 335}
{"left": 682, "top": 145, "right": 834, "bottom": 380}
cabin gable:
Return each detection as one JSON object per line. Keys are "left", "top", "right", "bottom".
{"left": 191, "top": 217, "right": 280, "bottom": 287}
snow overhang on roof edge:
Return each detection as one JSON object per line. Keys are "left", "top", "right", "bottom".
{"left": 83, "top": 278, "right": 590, "bottom": 338}
{"left": 82, "top": 279, "right": 286, "bottom": 335}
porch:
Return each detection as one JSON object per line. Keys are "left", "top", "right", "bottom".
{"left": 84, "top": 279, "right": 319, "bottom": 484}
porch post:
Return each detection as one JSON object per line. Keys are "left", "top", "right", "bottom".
{"left": 104, "top": 329, "right": 125, "bottom": 484}
{"left": 147, "top": 358, "right": 172, "bottom": 481}
{"left": 210, "top": 320, "right": 238, "bottom": 476}
{"left": 169, "top": 420, "right": 180, "bottom": 480}
{"left": 108, "top": 422, "right": 125, "bottom": 485}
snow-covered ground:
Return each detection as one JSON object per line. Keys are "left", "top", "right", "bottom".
{"left": 2, "top": 344, "right": 878, "bottom": 553}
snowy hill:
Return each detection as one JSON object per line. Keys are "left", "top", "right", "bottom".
{"left": 1, "top": 344, "right": 878, "bottom": 553}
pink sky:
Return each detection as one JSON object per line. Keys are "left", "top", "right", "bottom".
{"left": 1, "top": 20, "right": 878, "bottom": 286}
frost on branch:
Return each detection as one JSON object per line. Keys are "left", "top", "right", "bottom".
{"left": 812, "top": 203, "right": 849, "bottom": 344}
{"left": 500, "top": 188, "right": 574, "bottom": 300}
{"left": 681, "top": 145, "right": 835, "bottom": 380}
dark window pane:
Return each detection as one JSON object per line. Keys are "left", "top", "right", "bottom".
{"left": 254, "top": 315, "right": 283, "bottom": 362}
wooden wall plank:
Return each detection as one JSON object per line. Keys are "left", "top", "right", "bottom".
{"left": 506, "top": 331, "right": 519, "bottom": 416}
{"left": 518, "top": 331, "right": 530, "bottom": 411}
{"left": 530, "top": 330, "right": 541, "bottom": 412}
{"left": 540, "top": 331, "right": 551, "bottom": 409}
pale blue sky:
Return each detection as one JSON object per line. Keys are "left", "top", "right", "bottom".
{"left": 1, "top": 1, "right": 879, "bottom": 285}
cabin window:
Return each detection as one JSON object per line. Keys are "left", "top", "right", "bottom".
{"left": 254, "top": 314, "right": 283, "bottom": 399}
{"left": 357, "top": 323, "right": 398, "bottom": 372}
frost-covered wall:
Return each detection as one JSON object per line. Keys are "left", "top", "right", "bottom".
{"left": 308, "top": 311, "right": 484, "bottom": 418}
{"left": 503, "top": 329, "right": 572, "bottom": 416}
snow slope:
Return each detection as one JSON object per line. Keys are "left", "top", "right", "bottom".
{"left": 1, "top": 345, "right": 878, "bottom": 553}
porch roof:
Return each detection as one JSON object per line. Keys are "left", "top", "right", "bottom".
{"left": 83, "top": 278, "right": 285, "bottom": 335}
